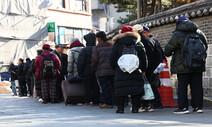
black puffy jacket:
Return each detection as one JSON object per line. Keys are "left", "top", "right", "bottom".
{"left": 17, "top": 63, "right": 26, "bottom": 80}
{"left": 77, "top": 33, "right": 96, "bottom": 77}
{"left": 110, "top": 32, "right": 147, "bottom": 97}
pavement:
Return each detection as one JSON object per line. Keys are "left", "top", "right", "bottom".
{"left": 0, "top": 94, "right": 212, "bottom": 127}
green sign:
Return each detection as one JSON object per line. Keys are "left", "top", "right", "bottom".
{"left": 47, "top": 22, "right": 55, "bottom": 32}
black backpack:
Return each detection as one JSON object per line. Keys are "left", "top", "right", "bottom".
{"left": 122, "top": 45, "right": 137, "bottom": 55}
{"left": 182, "top": 32, "right": 207, "bottom": 69}
{"left": 40, "top": 54, "right": 57, "bottom": 78}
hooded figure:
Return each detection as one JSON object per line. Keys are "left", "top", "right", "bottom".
{"left": 77, "top": 33, "right": 100, "bottom": 105}
{"left": 110, "top": 26, "right": 147, "bottom": 113}
{"left": 165, "top": 17, "right": 208, "bottom": 114}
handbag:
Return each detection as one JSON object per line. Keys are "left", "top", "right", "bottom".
{"left": 149, "top": 73, "right": 161, "bottom": 88}
{"left": 66, "top": 75, "right": 82, "bottom": 83}
{"left": 142, "top": 75, "right": 155, "bottom": 100}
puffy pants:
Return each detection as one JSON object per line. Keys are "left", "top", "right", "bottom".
{"left": 177, "top": 72, "right": 203, "bottom": 109}
{"left": 83, "top": 75, "right": 100, "bottom": 104}
{"left": 97, "top": 76, "right": 114, "bottom": 105}
{"left": 41, "top": 78, "right": 56, "bottom": 100}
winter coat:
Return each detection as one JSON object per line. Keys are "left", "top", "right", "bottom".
{"left": 92, "top": 41, "right": 114, "bottom": 77}
{"left": 52, "top": 50, "right": 68, "bottom": 77}
{"left": 77, "top": 33, "right": 96, "bottom": 77}
{"left": 149, "top": 34, "right": 166, "bottom": 62}
{"left": 110, "top": 32, "right": 147, "bottom": 97}
{"left": 34, "top": 51, "right": 61, "bottom": 79}
{"left": 24, "top": 61, "right": 32, "bottom": 79}
{"left": 9, "top": 64, "right": 18, "bottom": 81}
{"left": 68, "top": 46, "right": 84, "bottom": 76}
{"left": 164, "top": 21, "right": 208, "bottom": 74}
{"left": 140, "top": 34, "right": 161, "bottom": 73}
{"left": 17, "top": 63, "right": 26, "bottom": 80}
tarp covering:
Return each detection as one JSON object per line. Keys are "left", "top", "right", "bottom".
{"left": 0, "top": 0, "right": 47, "bottom": 17}
{"left": 0, "top": 0, "right": 48, "bottom": 64}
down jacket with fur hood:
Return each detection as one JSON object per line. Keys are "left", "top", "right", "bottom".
{"left": 110, "top": 32, "right": 147, "bottom": 97}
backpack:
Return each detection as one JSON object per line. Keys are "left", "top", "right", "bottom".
{"left": 182, "top": 32, "right": 207, "bottom": 69}
{"left": 40, "top": 54, "right": 57, "bottom": 78}
{"left": 117, "top": 45, "right": 140, "bottom": 74}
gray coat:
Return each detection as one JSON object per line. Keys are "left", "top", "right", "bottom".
{"left": 68, "top": 47, "right": 84, "bottom": 76}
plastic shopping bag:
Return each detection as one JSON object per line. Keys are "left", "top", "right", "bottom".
{"left": 142, "top": 75, "right": 155, "bottom": 100}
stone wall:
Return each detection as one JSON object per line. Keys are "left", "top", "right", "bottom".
{"left": 149, "top": 15, "right": 212, "bottom": 96}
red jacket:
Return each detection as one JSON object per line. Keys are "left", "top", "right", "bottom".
{"left": 34, "top": 51, "right": 61, "bottom": 79}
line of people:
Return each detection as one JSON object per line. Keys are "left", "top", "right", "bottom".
{"left": 9, "top": 16, "right": 207, "bottom": 114}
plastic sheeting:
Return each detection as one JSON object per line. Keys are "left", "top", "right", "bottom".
{"left": 0, "top": 0, "right": 48, "bottom": 64}
{"left": 0, "top": 0, "right": 47, "bottom": 17}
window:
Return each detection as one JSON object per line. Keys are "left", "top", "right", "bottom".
{"left": 70, "top": 0, "right": 87, "bottom": 12}
{"left": 57, "top": 27, "right": 89, "bottom": 45}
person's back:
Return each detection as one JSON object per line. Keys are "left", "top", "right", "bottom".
{"left": 77, "top": 33, "right": 96, "bottom": 77}
{"left": 77, "top": 33, "right": 100, "bottom": 105}
{"left": 17, "top": 62, "right": 25, "bottom": 80}
{"left": 92, "top": 41, "right": 114, "bottom": 77}
{"left": 34, "top": 44, "right": 61, "bottom": 104}
{"left": 111, "top": 26, "right": 147, "bottom": 113}
{"left": 165, "top": 20, "right": 208, "bottom": 74}
{"left": 68, "top": 40, "right": 84, "bottom": 76}
{"left": 35, "top": 50, "right": 61, "bottom": 79}
{"left": 141, "top": 35, "right": 161, "bottom": 72}
{"left": 164, "top": 17, "right": 208, "bottom": 114}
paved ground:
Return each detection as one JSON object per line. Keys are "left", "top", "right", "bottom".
{"left": 0, "top": 94, "right": 212, "bottom": 127}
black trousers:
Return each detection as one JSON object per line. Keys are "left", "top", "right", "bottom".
{"left": 26, "top": 77, "right": 32, "bottom": 95}
{"left": 83, "top": 75, "right": 100, "bottom": 104}
{"left": 56, "top": 76, "right": 64, "bottom": 101}
{"left": 97, "top": 76, "right": 114, "bottom": 105}
{"left": 18, "top": 79, "right": 27, "bottom": 96}
{"left": 177, "top": 72, "right": 203, "bottom": 109}
{"left": 116, "top": 95, "right": 141, "bottom": 108}
{"left": 152, "top": 86, "right": 162, "bottom": 106}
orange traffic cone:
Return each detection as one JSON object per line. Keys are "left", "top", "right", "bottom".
{"left": 158, "top": 59, "right": 178, "bottom": 107}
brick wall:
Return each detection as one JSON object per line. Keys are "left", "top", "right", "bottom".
{"left": 149, "top": 15, "right": 212, "bottom": 96}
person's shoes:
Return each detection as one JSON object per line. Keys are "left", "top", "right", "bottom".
{"left": 100, "top": 104, "right": 113, "bottom": 109}
{"left": 38, "top": 98, "right": 43, "bottom": 102}
{"left": 42, "top": 99, "right": 48, "bottom": 104}
{"left": 116, "top": 106, "right": 124, "bottom": 114}
{"left": 139, "top": 107, "right": 147, "bottom": 112}
{"left": 173, "top": 108, "right": 190, "bottom": 114}
{"left": 147, "top": 106, "right": 154, "bottom": 112}
{"left": 193, "top": 108, "right": 203, "bottom": 113}
{"left": 153, "top": 104, "right": 163, "bottom": 109}
{"left": 51, "top": 99, "right": 59, "bottom": 103}
{"left": 84, "top": 102, "right": 93, "bottom": 106}
{"left": 132, "top": 107, "right": 139, "bottom": 113}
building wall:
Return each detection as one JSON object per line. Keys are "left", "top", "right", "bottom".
{"left": 149, "top": 15, "right": 212, "bottom": 96}
{"left": 46, "top": 0, "right": 92, "bottom": 45}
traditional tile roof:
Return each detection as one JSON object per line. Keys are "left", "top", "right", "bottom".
{"left": 107, "top": 0, "right": 212, "bottom": 38}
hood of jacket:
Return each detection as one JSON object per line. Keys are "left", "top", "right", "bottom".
{"left": 112, "top": 32, "right": 140, "bottom": 46}
{"left": 176, "top": 20, "right": 198, "bottom": 32}
{"left": 84, "top": 33, "right": 96, "bottom": 46}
